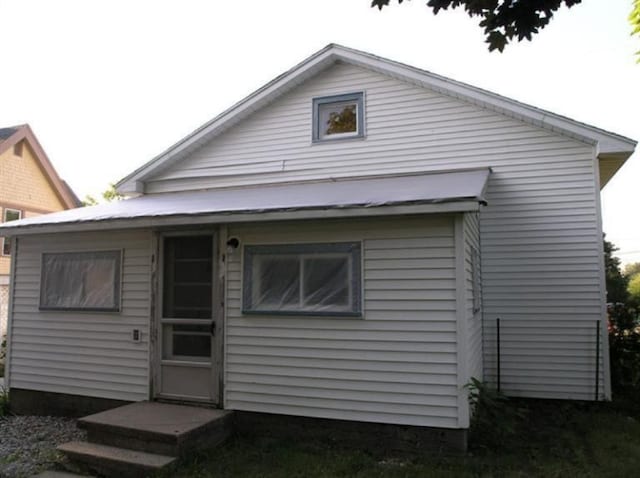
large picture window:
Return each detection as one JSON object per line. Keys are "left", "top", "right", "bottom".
{"left": 40, "top": 250, "right": 122, "bottom": 312}
{"left": 243, "top": 242, "right": 361, "bottom": 316}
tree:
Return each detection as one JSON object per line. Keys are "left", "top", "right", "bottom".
{"left": 82, "top": 183, "right": 124, "bottom": 206}
{"left": 633, "top": 0, "right": 640, "bottom": 61}
{"left": 624, "top": 262, "right": 640, "bottom": 279}
{"left": 629, "top": 273, "right": 640, "bottom": 305}
{"left": 371, "top": 1, "right": 640, "bottom": 55}
{"left": 604, "top": 236, "right": 629, "bottom": 304}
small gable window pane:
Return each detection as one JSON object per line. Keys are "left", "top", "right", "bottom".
{"left": 243, "top": 243, "right": 361, "bottom": 316}
{"left": 40, "top": 250, "right": 122, "bottom": 312}
{"left": 313, "top": 93, "right": 364, "bottom": 142}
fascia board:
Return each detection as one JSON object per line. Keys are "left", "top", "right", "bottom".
{"left": 336, "top": 46, "right": 637, "bottom": 156}
{"left": 0, "top": 201, "right": 480, "bottom": 237}
{"left": 116, "top": 46, "right": 339, "bottom": 194}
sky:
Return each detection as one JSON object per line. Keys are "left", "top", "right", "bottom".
{"left": 0, "top": 0, "right": 638, "bottom": 264}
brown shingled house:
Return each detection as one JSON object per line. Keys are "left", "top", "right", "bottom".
{"left": 0, "top": 124, "right": 80, "bottom": 338}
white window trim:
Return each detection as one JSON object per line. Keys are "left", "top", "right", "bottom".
{"left": 1, "top": 208, "right": 22, "bottom": 256}
{"left": 312, "top": 92, "right": 365, "bottom": 143}
{"left": 39, "top": 250, "right": 123, "bottom": 312}
{"left": 242, "top": 242, "right": 362, "bottom": 317}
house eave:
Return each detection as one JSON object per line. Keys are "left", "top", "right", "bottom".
{"left": 0, "top": 201, "right": 481, "bottom": 237}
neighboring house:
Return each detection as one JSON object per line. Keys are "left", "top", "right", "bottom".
{"left": 0, "top": 45, "right": 635, "bottom": 445}
{"left": 0, "top": 125, "right": 80, "bottom": 339}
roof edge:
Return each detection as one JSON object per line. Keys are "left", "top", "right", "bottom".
{"left": 0, "top": 124, "right": 82, "bottom": 208}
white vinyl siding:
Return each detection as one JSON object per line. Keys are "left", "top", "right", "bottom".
{"left": 8, "top": 230, "right": 152, "bottom": 401}
{"left": 224, "top": 216, "right": 460, "bottom": 428}
{"left": 145, "top": 62, "right": 603, "bottom": 401}
{"left": 464, "top": 212, "right": 483, "bottom": 383}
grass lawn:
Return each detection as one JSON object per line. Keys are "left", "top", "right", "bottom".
{"left": 168, "top": 391, "right": 640, "bottom": 478}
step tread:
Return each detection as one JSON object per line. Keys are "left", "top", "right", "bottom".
{"left": 57, "top": 441, "right": 176, "bottom": 469}
{"left": 79, "top": 402, "right": 232, "bottom": 439}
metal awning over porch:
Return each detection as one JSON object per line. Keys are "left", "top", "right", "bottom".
{"left": 0, "top": 168, "right": 490, "bottom": 235}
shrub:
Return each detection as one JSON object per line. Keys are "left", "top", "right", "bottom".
{"left": 0, "top": 388, "right": 7, "bottom": 416}
{"left": 467, "top": 377, "right": 526, "bottom": 450}
{"left": 609, "top": 303, "right": 640, "bottom": 392}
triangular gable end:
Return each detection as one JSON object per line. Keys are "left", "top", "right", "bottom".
{"left": 0, "top": 125, "right": 81, "bottom": 209}
{"left": 116, "top": 44, "right": 637, "bottom": 195}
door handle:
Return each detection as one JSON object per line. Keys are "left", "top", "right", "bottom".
{"left": 210, "top": 321, "right": 216, "bottom": 337}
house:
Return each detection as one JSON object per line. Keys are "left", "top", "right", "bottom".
{"left": 0, "top": 45, "right": 635, "bottom": 446}
{"left": 0, "top": 124, "right": 80, "bottom": 339}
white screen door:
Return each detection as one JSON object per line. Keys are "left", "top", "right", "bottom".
{"left": 158, "top": 234, "right": 219, "bottom": 403}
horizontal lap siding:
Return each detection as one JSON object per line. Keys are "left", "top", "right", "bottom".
{"left": 147, "top": 63, "right": 603, "bottom": 400}
{"left": 146, "top": 64, "right": 590, "bottom": 193}
{"left": 225, "top": 216, "right": 460, "bottom": 428}
{"left": 481, "top": 165, "right": 604, "bottom": 400}
{"left": 464, "top": 213, "right": 482, "bottom": 383}
{"left": 9, "top": 230, "right": 152, "bottom": 401}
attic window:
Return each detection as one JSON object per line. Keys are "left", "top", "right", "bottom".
{"left": 312, "top": 92, "right": 364, "bottom": 142}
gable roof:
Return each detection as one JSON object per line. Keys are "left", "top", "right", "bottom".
{"left": 0, "top": 124, "right": 81, "bottom": 209}
{"left": 116, "top": 44, "right": 637, "bottom": 194}
{"left": 0, "top": 127, "right": 19, "bottom": 141}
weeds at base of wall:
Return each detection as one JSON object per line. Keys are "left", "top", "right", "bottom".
{"left": 466, "top": 377, "right": 527, "bottom": 451}
{"left": 0, "top": 388, "right": 9, "bottom": 417}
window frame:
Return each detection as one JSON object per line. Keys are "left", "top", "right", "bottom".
{"left": 1, "top": 208, "right": 22, "bottom": 256}
{"left": 39, "top": 250, "right": 123, "bottom": 312}
{"left": 312, "top": 92, "right": 365, "bottom": 143}
{"left": 242, "top": 242, "right": 362, "bottom": 317}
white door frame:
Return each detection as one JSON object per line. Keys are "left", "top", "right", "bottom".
{"left": 152, "top": 229, "right": 223, "bottom": 405}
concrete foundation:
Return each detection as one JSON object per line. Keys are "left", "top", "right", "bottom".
{"left": 235, "top": 411, "right": 468, "bottom": 453}
{"left": 9, "top": 388, "right": 130, "bottom": 417}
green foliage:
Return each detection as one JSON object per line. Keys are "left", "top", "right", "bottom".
{"left": 632, "top": 0, "right": 640, "bottom": 61}
{"left": 82, "top": 183, "right": 124, "bottom": 207}
{"left": 102, "top": 183, "right": 124, "bottom": 202}
{"left": 609, "top": 303, "right": 640, "bottom": 391}
{"left": 371, "top": 0, "right": 582, "bottom": 52}
{"left": 625, "top": 262, "right": 640, "bottom": 278}
{"left": 82, "top": 194, "right": 98, "bottom": 206}
{"left": 604, "top": 236, "right": 629, "bottom": 304}
{"left": 163, "top": 396, "right": 640, "bottom": 477}
{"left": 466, "top": 377, "right": 526, "bottom": 450}
{"left": 628, "top": 273, "right": 640, "bottom": 305}
{"left": 0, "top": 388, "right": 8, "bottom": 416}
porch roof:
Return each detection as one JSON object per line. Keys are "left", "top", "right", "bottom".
{"left": 0, "top": 168, "right": 490, "bottom": 236}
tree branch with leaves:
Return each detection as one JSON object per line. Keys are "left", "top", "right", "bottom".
{"left": 374, "top": 1, "right": 640, "bottom": 54}
{"left": 632, "top": 0, "right": 640, "bottom": 61}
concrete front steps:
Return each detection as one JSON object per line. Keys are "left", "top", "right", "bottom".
{"left": 56, "top": 401, "right": 233, "bottom": 477}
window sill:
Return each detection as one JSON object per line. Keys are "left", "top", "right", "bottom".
{"left": 242, "top": 309, "right": 362, "bottom": 318}
{"left": 311, "top": 134, "right": 366, "bottom": 145}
